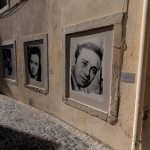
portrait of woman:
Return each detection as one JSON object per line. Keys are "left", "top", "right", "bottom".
{"left": 27, "top": 45, "right": 41, "bottom": 82}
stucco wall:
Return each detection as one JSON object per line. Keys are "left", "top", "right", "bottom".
{"left": 0, "top": 0, "right": 143, "bottom": 150}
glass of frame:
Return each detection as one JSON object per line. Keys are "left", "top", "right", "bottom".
{"left": 62, "top": 13, "right": 124, "bottom": 125}
{"left": 0, "top": 0, "right": 9, "bottom": 14}
{"left": 0, "top": 40, "right": 17, "bottom": 85}
{"left": 22, "top": 33, "right": 48, "bottom": 94}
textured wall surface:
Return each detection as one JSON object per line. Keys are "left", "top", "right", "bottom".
{"left": 0, "top": 0, "right": 143, "bottom": 150}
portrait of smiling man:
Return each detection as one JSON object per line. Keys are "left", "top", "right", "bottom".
{"left": 28, "top": 46, "right": 41, "bottom": 82}
{"left": 71, "top": 42, "right": 103, "bottom": 94}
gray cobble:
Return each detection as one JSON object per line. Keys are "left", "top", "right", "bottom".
{"left": 0, "top": 94, "right": 113, "bottom": 150}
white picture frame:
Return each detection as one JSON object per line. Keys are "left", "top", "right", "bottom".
{"left": 62, "top": 12, "right": 124, "bottom": 124}
{"left": 22, "top": 33, "right": 48, "bottom": 94}
{"left": 0, "top": 40, "right": 18, "bottom": 85}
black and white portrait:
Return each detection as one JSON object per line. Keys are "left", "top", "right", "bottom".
{"left": 63, "top": 13, "right": 123, "bottom": 122}
{"left": 0, "top": 40, "right": 17, "bottom": 85}
{"left": 70, "top": 37, "right": 104, "bottom": 96}
{"left": 27, "top": 45, "right": 41, "bottom": 82}
{"left": 3, "top": 48, "right": 12, "bottom": 77}
{"left": 22, "top": 33, "right": 48, "bottom": 94}
{"left": 64, "top": 27, "right": 113, "bottom": 112}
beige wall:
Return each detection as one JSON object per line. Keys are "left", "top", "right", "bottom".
{"left": 0, "top": 0, "right": 143, "bottom": 150}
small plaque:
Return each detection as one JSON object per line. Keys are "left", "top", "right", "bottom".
{"left": 49, "top": 68, "right": 53, "bottom": 74}
{"left": 121, "top": 72, "right": 135, "bottom": 83}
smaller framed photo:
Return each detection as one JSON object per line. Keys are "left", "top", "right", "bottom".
{"left": 0, "top": 40, "right": 17, "bottom": 85}
{"left": 0, "top": 0, "right": 9, "bottom": 14}
{"left": 22, "top": 33, "right": 48, "bottom": 94}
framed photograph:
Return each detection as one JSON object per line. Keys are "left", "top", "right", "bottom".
{"left": 0, "top": 0, "right": 9, "bottom": 14}
{"left": 22, "top": 33, "right": 48, "bottom": 94}
{"left": 62, "top": 12, "right": 124, "bottom": 124}
{"left": 0, "top": 40, "right": 17, "bottom": 85}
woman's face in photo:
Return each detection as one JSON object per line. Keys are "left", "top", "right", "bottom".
{"left": 30, "top": 54, "right": 39, "bottom": 77}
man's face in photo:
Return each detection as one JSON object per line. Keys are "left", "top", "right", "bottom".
{"left": 30, "top": 54, "right": 39, "bottom": 77}
{"left": 74, "top": 48, "right": 100, "bottom": 88}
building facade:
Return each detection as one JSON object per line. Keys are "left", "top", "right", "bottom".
{"left": 0, "top": 0, "right": 150, "bottom": 150}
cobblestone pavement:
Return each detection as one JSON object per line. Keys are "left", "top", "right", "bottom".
{"left": 0, "top": 94, "right": 113, "bottom": 150}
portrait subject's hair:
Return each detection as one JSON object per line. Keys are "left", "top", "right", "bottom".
{"left": 75, "top": 42, "right": 103, "bottom": 63}
{"left": 28, "top": 46, "right": 41, "bottom": 81}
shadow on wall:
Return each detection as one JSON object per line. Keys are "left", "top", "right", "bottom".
{"left": 0, "top": 125, "right": 63, "bottom": 150}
